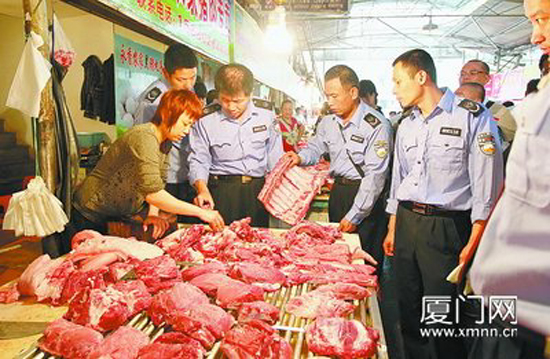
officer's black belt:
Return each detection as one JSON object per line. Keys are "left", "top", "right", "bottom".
{"left": 210, "top": 175, "right": 262, "bottom": 184}
{"left": 334, "top": 176, "right": 361, "bottom": 186}
{"left": 401, "top": 201, "right": 469, "bottom": 217}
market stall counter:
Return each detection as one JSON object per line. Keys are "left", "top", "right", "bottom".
{"left": 0, "top": 220, "right": 387, "bottom": 359}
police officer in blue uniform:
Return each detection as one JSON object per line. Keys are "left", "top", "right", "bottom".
{"left": 467, "top": 0, "right": 550, "bottom": 357}
{"left": 133, "top": 44, "right": 198, "bottom": 218}
{"left": 188, "top": 64, "right": 284, "bottom": 227}
{"left": 286, "top": 65, "right": 393, "bottom": 265}
{"left": 383, "top": 49, "right": 503, "bottom": 359}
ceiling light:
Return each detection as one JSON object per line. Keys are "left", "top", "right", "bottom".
{"left": 422, "top": 16, "right": 439, "bottom": 31}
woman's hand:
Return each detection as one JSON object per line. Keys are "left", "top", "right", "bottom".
{"left": 199, "top": 209, "right": 225, "bottom": 232}
{"left": 143, "top": 215, "right": 170, "bottom": 239}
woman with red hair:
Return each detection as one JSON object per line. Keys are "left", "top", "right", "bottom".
{"left": 63, "top": 90, "right": 224, "bottom": 254}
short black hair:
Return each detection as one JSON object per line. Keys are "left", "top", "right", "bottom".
{"left": 466, "top": 59, "right": 490, "bottom": 74}
{"left": 215, "top": 64, "right": 254, "bottom": 96}
{"left": 164, "top": 43, "right": 198, "bottom": 74}
{"left": 459, "top": 82, "right": 486, "bottom": 103}
{"left": 539, "top": 54, "right": 549, "bottom": 72}
{"left": 206, "top": 89, "right": 218, "bottom": 105}
{"left": 393, "top": 49, "right": 437, "bottom": 84}
{"left": 358, "top": 80, "right": 377, "bottom": 97}
{"left": 193, "top": 81, "right": 207, "bottom": 99}
{"left": 525, "top": 79, "right": 540, "bottom": 95}
{"left": 324, "top": 65, "right": 359, "bottom": 89}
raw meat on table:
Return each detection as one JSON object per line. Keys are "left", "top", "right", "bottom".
{"left": 169, "top": 303, "right": 235, "bottom": 348}
{"left": 88, "top": 326, "right": 149, "bottom": 359}
{"left": 311, "top": 283, "right": 371, "bottom": 300}
{"left": 0, "top": 283, "right": 20, "bottom": 303}
{"left": 194, "top": 228, "right": 237, "bottom": 258}
{"left": 306, "top": 318, "right": 379, "bottom": 359}
{"left": 39, "top": 318, "right": 103, "bottom": 359}
{"left": 216, "top": 277, "right": 265, "bottom": 309}
{"left": 17, "top": 254, "right": 75, "bottom": 303}
{"left": 148, "top": 282, "right": 209, "bottom": 326}
{"left": 284, "top": 221, "right": 341, "bottom": 247}
{"left": 229, "top": 262, "right": 286, "bottom": 291}
{"left": 238, "top": 301, "right": 280, "bottom": 325}
{"left": 155, "top": 225, "right": 205, "bottom": 262}
{"left": 189, "top": 273, "right": 233, "bottom": 296}
{"left": 139, "top": 332, "right": 206, "bottom": 359}
{"left": 61, "top": 268, "right": 109, "bottom": 305}
{"left": 181, "top": 260, "right": 228, "bottom": 281}
{"left": 221, "top": 320, "right": 293, "bottom": 359}
{"left": 70, "top": 230, "right": 164, "bottom": 261}
{"left": 258, "top": 156, "right": 330, "bottom": 225}
{"left": 64, "top": 279, "right": 151, "bottom": 332}
{"left": 133, "top": 255, "right": 182, "bottom": 294}
{"left": 285, "top": 292, "right": 356, "bottom": 319}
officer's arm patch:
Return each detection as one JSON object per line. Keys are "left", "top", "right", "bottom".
{"left": 252, "top": 98, "right": 274, "bottom": 111}
{"left": 364, "top": 113, "right": 381, "bottom": 128}
{"left": 201, "top": 103, "right": 221, "bottom": 118}
{"left": 145, "top": 87, "right": 162, "bottom": 103}
{"left": 477, "top": 132, "right": 496, "bottom": 156}
{"left": 458, "top": 99, "right": 483, "bottom": 117}
{"left": 374, "top": 140, "right": 389, "bottom": 159}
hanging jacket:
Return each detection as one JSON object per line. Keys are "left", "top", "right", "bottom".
{"left": 80, "top": 55, "right": 104, "bottom": 119}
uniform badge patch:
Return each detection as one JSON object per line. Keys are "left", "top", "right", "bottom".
{"left": 253, "top": 125, "right": 267, "bottom": 133}
{"left": 458, "top": 99, "right": 483, "bottom": 117}
{"left": 145, "top": 87, "right": 162, "bottom": 103}
{"left": 477, "top": 132, "right": 496, "bottom": 156}
{"left": 351, "top": 135, "right": 365, "bottom": 144}
{"left": 374, "top": 140, "right": 389, "bottom": 159}
{"left": 440, "top": 127, "right": 462, "bottom": 137}
{"left": 364, "top": 113, "right": 381, "bottom": 128}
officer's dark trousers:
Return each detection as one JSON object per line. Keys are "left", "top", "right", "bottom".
{"left": 328, "top": 180, "right": 388, "bottom": 266}
{"left": 165, "top": 182, "right": 199, "bottom": 223}
{"left": 469, "top": 316, "right": 546, "bottom": 359}
{"left": 394, "top": 203, "right": 471, "bottom": 359}
{"left": 208, "top": 176, "right": 268, "bottom": 227}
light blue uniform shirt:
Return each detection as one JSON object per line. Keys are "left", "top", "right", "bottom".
{"left": 470, "top": 76, "right": 550, "bottom": 335}
{"left": 133, "top": 78, "right": 190, "bottom": 184}
{"left": 386, "top": 88, "right": 504, "bottom": 223}
{"left": 188, "top": 99, "right": 284, "bottom": 184}
{"left": 298, "top": 102, "right": 393, "bottom": 225}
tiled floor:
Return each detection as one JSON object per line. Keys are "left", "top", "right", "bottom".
{"left": 0, "top": 235, "right": 42, "bottom": 286}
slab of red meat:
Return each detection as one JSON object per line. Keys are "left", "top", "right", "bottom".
{"left": 306, "top": 318, "right": 379, "bottom": 359}
{"left": 108, "top": 261, "right": 136, "bottom": 282}
{"left": 238, "top": 301, "right": 280, "bottom": 325}
{"left": 221, "top": 320, "right": 292, "bottom": 359}
{"left": 139, "top": 332, "right": 206, "bottom": 359}
{"left": 216, "top": 278, "right": 265, "bottom": 309}
{"left": 60, "top": 268, "right": 109, "bottom": 305}
{"left": 312, "top": 263, "right": 378, "bottom": 288}
{"left": 170, "top": 303, "right": 235, "bottom": 348}
{"left": 39, "top": 318, "right": 103, "bottom": 359}
{"left": 148, "top": 282, "right": 209, "bottom": 326}
{"left": 189, "top": 273, "right": 233, "bottom": 296}
{"left": 286, "top": 292, "right": 355, "bottom": 319}
{"left": 181, "top": 260, "right": 228, "bottom": 281}
{"left": 134, "top": 255, "right": 182, "bottom": 294}
{"left": 287, "top": 243, "right": 354, "bottom": 264}
{"left": 0, "top": 283, "right": 20, "bottom": 303}
{"left": 88, "top": 326, "right": 149, "bottom": 359}
{"left": 193, "top": 227, "right": 237, "bottom": 258}
{"left": 155, "top": 225, "right": 206, "bottom": 263}
{"left": 218, "top": 241, "right": 289, "bottom": 268}
{"left": 284, "top": 221, "right": 341, "bottom": 247}
{"left": 65, "top": 280, "right": 151, "bottom": 332}
{"left": 258, "top": 156, "right": 330, "bottom": 225}
{"left": 17, "top": 254, "right": 75, "bottom": 304}
{"left": 229, "top": 262, "right": 286, "bottom": 291}
{"left": 312, "top": 283, "right": 371, "bottom": 300}
{"left": 138, "top": 342, "right": 204, "bottom": 359}
{"left": 69, "top": 230, "right": 164, "bottom": 262}
{"left": 229, "top": 217, "right": 255, "bottom": 241}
